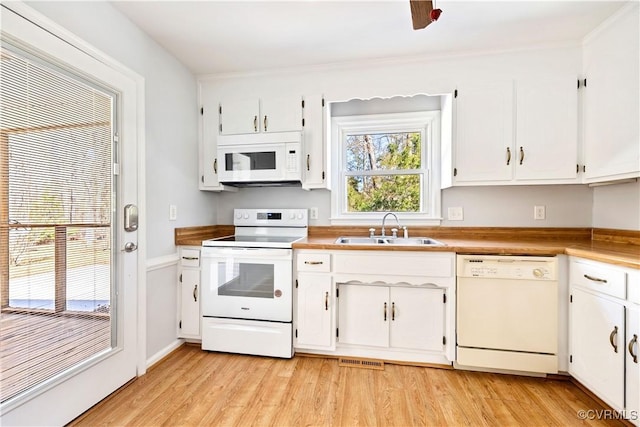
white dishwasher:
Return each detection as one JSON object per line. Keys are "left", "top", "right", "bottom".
{"left": 456, "top": 255, "right": 558, "bottom": 374}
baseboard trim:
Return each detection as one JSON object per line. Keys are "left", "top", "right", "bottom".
{"left": 146, "top": 339, "right": 185, "bottom": 369}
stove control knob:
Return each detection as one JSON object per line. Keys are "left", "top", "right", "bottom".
{"left": 236, "top": 212, "right": 242, "bottom": 219}
{"left": 297, "top": 213, "right": 303, "bottom": 219}
{"left": 290, "top": 212, "right": 296, "bottom": 219}
{"left": 243, "top": 213, "right": 249, "bottom": 219}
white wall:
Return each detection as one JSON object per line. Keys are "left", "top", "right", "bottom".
{"left": 26, "top": 1, "right": 214, "bottom": 360}
{"left": 217, "top": 185, "right": 594, "bottom": 227}
{"left": 592, "top": 180, "right": 640, "bottom": 230}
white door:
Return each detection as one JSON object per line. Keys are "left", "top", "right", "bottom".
{"left": 454, "top": 80, "right": 514, "bottom": 183}
{"left": 515, "top": 76, "right": 578, "bottom": 182}
{"left": 219, "top": 97, "right": 260, "bottom": 135}
{"left": 389, "top": 287, "right": 444, "bottom": 352}
{"left": 179, "top": 268, "right": 201, "bottom": 338}
{"left": 0, "top": 6, "right": 140, "bottom": 426}
{"left": 338, "top": 284, "right": 389, "bottom": 347}
{"left": 569, "top": 287, "right": 624, "bottom": 411}
{"left": 260, "top": 94, "right": 303, "bottom": 133}
{"left": 295, "top": 273, "right": 332, "bottom": 348}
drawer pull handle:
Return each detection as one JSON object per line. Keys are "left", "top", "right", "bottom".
{"left": 193, "top": 284, "right": 198, "bottom": 302}
{"left": 213, "top": 158, "right": 217, "bottom": 174}
{"left": 391, "top": 302, "right": 396, "bottom": 321}
{"left": 629, "top": 334, "right": 638, "bottom": 363}
{"left": 304, "top": 261, "right": 323, "bottom": 265}
{"left": 182, "top": 256, "right": 199, "bottom": 261}
{"left": 609, "top": 326, "right": 619, "bottom": 353}
{"left": 325, "top": 292, "right": 329, "bottom": 311}
{"left": 584, "top": 274, "right": 607, "bottom": 284}
{"left": 384, "top": 302, "right": 387, "bottom": 322}
{"left": 307, "top": 154, "right": 310, "bottom": 171}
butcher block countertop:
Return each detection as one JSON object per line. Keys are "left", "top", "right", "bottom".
{"left": 175, "top": 226, "right": 640, "bottom": 269}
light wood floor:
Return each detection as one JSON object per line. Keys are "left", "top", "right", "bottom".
{"left": 71, "top": 344, "right": 625, "bottom": 427}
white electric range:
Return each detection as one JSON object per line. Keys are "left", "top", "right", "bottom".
{"left": 200, "top": 208, "right": 308, "bottom": 358}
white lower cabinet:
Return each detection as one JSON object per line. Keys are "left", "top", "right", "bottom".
{"left": 295, "top": 272, "right": 333, "bottom": 349}
{"left": 569, "top": 257, "right": 640, "bottom": 424}
{"left": 338, "top": 284, "right": 444, "bottom": 352}
{"left": 627, "top": 304, "right": 640, "bottom": 425}
{"left": 570, "top": 287, "right": 625, "bottom": 410}
{"left": 178, "top": 247, "right": 201, "bottom": 340}
{"left": 294, "top": 250, "right": 455, "bottom": 365}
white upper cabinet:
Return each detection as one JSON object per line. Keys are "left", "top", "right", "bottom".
{"left": 582, "top": 5, "right": 640, "bottom": 183}
{"left": 198, "top": 82, "right": 236, "bottom": 192}
{"left": 219, "top": 94, "right": 303, "bottom": 135}
{"left": 453, "top": 80, "right": 515, "bottom": 184}
{"left": 453, "top": 76, "right": 579, "bottom": 186}
{"left": 515, "top": 76, "right": 578, "bottom": 182}
{"left": 301, "top": 94, "right": 327, "bottom": 189}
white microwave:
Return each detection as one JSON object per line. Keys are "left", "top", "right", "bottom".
{"left": 217, "top": 131, "right": 302, "bottom": 186}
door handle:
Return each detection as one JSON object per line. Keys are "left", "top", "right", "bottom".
{"left": 123, "top": 242, "right": 138, "bottom": 252}
{"left": 629, "top": 334, "right": 638, "bottom": 363}
{"left": 609, "top": 326, "right": 618, "bottom": 353}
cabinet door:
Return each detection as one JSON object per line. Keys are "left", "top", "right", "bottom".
{"left": 583, "top": 8, "right": 640, "bottom": 182}
{"left": 260, "top": 94, "right": 303, "bottom": 133}
{"left": 338, "top": 284, "right": 389, "bottom": 348}
{"left": 627, "top": 305, "right": 640, "bottom": 425}
{"left": 389, "top": 287, "right": 444, "bottom": 352}
{"left": 301, "top": 94, "right": 327, "bottom": 189}
{"left": 515, "top": 76, "right": 578, "bottom": 182}
{"left": 295, "top": 273, "right": 333, "bottom": 349}
{"left": 220, "top": 98, "right": 260, "bottom": 135}
{"left": 454, "top": 80, "right": 514, "bottom": 183}
{"left": 179, "top": 268, "right": 201, "bottom": 338}
{"left": 570, "top": 287, "right": 624, "bottom": 410}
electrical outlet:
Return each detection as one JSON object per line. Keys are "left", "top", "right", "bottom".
{"left": 534, "top": 205, "right": 546, "bottom": 220}
{"left": 309, "top": 207, "right": 319, "bottom": 220}
{"left": 169, "top": 204, "right": 177, "bottom": 221}
{"left": 447, "top": 207, "right": 464, "bottom": 221}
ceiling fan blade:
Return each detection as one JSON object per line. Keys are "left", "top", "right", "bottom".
{"left": 410, "top": 0, "right": 433, "bottom": 30}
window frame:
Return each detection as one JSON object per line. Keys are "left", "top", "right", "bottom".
{"left": 330, "top": 111, "right": 442, "bottom": 225}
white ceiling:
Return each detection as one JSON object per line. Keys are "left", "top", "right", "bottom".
{"left": 111, "top": 0, "right": 628, "bottom": 76}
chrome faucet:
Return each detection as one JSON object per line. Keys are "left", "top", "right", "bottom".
{"left": 381, "top": 212, "right": 401, "bottom": 237}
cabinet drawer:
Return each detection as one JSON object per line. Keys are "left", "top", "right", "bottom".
{"left": 570, "top": 258, "right": 626, "bottom": 300}
{"left": 180, "top": 248, "right": 200, "bottom": 267}
{"left": 297, "top": 253, "right": 331, "bottom": 272}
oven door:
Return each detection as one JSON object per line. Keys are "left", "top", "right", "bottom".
{"left": 201, "top": 247, "right": 293, "bottom": 322}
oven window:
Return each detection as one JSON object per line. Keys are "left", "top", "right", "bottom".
{"left": 217, "top": 262, "right": 274, "bottom": 299}
{"left": 224, "top": 152, "right": 276, "bottom": 171}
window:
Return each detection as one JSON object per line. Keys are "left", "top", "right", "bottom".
{"left": 331, "top": 111, "right": 441, "bottom": 224}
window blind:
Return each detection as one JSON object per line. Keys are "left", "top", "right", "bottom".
{"left": 0, "top": 44, "right": 115, "bottom": 403}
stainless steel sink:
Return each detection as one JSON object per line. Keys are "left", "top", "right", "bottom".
{"left": 334, "top": 236, "right": 446, "bottom": 246}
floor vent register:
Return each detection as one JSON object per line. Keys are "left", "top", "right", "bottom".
{"left": 338, "top": 357, "right": 385, "bottom": 370}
